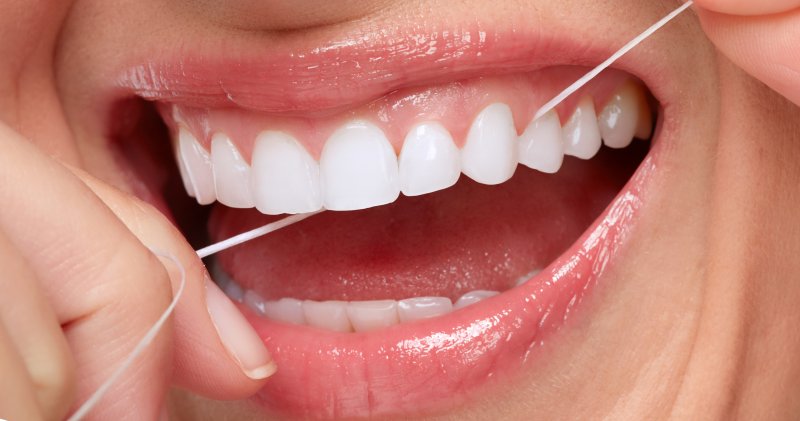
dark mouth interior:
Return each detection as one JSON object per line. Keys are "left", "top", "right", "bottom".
{"left": 110, "top": 92, "right": 654, "bottom": 303}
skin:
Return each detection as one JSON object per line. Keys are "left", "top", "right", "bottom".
{"left": 0, "top": 0, "right": 798, "bottom": 420}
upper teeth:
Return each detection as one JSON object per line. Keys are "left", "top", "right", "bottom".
{"left": 175, "top": 81, "right": 651, "bottom": 213}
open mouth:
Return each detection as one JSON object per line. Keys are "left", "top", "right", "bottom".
{"left": 109, "top": 28, "right": 665, "bottom": 419}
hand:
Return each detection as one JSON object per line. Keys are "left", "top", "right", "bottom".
{"left": 0, "top": 123, "right": 274, "bottom": 420}
{"left": 694, "top": 0, "right": 800, "bottom": 106}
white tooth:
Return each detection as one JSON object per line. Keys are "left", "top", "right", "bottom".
{"left": 598, "top": 83, "right": 641, "bottom": 149}
{"left": 518, "top": 110, "right": 565, "bottom": 174}
{"left": 320, "top": 120, "right": 400, "bottom": 211}
{"left": 223, "top": 280, "right": 245, "bottom": 303}
{"left": 397, "top": 297, "right": 453, "bottom": 322}
{"left": 175, "top": 144, "right": 196, "bottom": 198}
{"left": 303, "top": 300, "right": 353, "bottom": 332}
{"left": 263, "top": 298, "right": 306, "bottom": 325}
{"left": 178, "top": 127, "right": 216, "bottom": 205}
{"left": 453, "top": 290, "right": 500, "bottom": 310}
{"left": 251, "top": 131, "right": 323, "bottom": 215}
{"left": 244, "top": 290, "right": 268, "bottom": 315}
{"left": 211, "top": 133, "right": 255, "bottom": 208}
{"left": 461, "top": 103, "right": 518, "bottom": 185}
{"left": 346, "top": 300, "right": 399, "bottom": 332}
{"left": 563, "top": 97, "right": 602, "bottom": 160}
{"left": 398, "top": 122, "right": 461, "bottom": 196}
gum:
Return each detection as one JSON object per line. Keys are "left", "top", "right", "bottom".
{"left": 158, "top": 66, "right": 638, "bottom": 161}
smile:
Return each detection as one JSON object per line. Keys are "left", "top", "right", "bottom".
{"left": 112, "top": 25, "right": 675, "bottom": 419}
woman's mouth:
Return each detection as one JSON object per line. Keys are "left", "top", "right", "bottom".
{"left": 111, "top": 25, "right": 670, "bottom": 419}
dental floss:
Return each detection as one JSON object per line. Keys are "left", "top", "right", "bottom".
{"left": 195, "top": 210, "right": 323, "bottom": 259}
{"left": 66, "top": 248, "right": 186, "bottom": 421}
{"left": 67, "top": 3, "right": 698, "bottom": 416}
{"left": 533, "top": 1, "right": 694, "bottom": 121}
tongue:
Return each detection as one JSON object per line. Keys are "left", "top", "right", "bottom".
{"left": 209, "top": 146, "right": 645, "bottom": 301}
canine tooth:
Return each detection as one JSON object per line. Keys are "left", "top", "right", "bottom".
{"left": 251, "top": 131, "right": 323, "bottom": 215}
{"left": 397, "top": 297, "right": 453, "bottom": 322}
{"left": 598, "top": 83, "right": 641, "bottom": 149}
{"left": 263, "top": 298, "right": 306, "bottom": 325}
{"left": 453, "top": 290, "right": 500, "bottom": 310}
{"left": 346, "top": 300, "right": 399, "bottom": 332}
{"left": 178, "top": 127, "right": 215, "bottom": 205}
{"left": 244, "top": 290, "right": 268, "bottom": 315}
{"left": 320, "top": 121, "right": 400, "bottom": 211}
{"left": 518, "top": 110, "right": 565, "bottom": 174}
{"left": 398, "top": 122, "right": 461, "bottom": 196}
{"left": 211, "top": 133, "right": 255, "bottom": 208}
{"left": 461, "top": 103, "right": 518, "bottom": 185}
{"left": 303, "top": 300, "right": 353, "bottom": 332}
{"left": 563, "top": 97, "right": 602, "bottom": 160}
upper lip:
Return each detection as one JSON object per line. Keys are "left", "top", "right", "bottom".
{"left": 115, "top": 22, "right": 672, "bottom": 114}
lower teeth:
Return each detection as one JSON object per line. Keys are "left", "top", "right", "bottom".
{"left": 212, "top": 260, "right": 541, "bottom": 333}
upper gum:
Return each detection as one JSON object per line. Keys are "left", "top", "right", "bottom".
{"left": 163, "top": 66, "right": 639, "bottom": 161}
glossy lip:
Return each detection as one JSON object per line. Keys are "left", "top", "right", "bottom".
{"left": 113, "top": 20, "right": 675, "bottom": 420}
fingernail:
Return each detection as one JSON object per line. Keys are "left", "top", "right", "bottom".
{"left": 205, "top": 277, "right": 277, "bottom": 379}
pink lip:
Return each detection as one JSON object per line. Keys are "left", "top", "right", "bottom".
{"left": 233, "top": 153, "right": 655, "bottom": 419}
{"left": 115, "top": 24, "right": 670, "bottom": 114}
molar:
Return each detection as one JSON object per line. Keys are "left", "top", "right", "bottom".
{"left": 211, "top": 133, "right": 255, "bottom": 208}
{"left": 251, "top": 131, "right": 323, "bottom": 215}
{"left": 320, "top": 120, "right": 400, "bottom": 211}
{"left": 563, "top": 96, "right": 602, "bottom": 160}
{"left": 518, "top": 110, "right": 565, "bottom": 174}
{"left": 453, "top": 290, "right": 500, "bottom": 309}
{"left": 461, "top": 103, "right": 518, "bottom": 185}
{"left": 398, "top": 122, "right": 461, "bottom": 197}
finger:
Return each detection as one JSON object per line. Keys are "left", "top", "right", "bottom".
{"left": 694, "top": 0, "right": 800, "bottom": 15}
{"left": 73, "top": 167, "right": 276, "bottom": 397}
{"left": 696, "top": 7, "right": 800, "bottom": 106}
{"left": 0, "top": 232, "right": 75, "bottom": 420}
{"left": 0, "top": 321, "right": 44, "bottom": 421}
{"left": 0, "top": 123, "right": 272, "bottom": 417}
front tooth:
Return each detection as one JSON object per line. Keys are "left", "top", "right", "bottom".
{"left": 346, "top": 300, "right": 399, "bottom": 332}
{"left": 598, "top": 83, "right": 641, "bottom": 149}
{"left": 175, "top": 144, "right": 196, "bottom": 198}
{"left": 518, "top": 110, "right": 565, "bottom": 174}
{"left": 397, "top": 297, "right": 453, "bottom": 322}
{"left": 303, "top": 300, "right": 353, "bottom": 332}
{"left": 320, "top": 121, "right": 400, "bottom": 211}
{"left": 178, "top": 127, "right": 216, "bottom": 205}
{"left": 563, "top": 97, "right": 602, "bottom": 160}
{"left": 453, "top": 290, "right": 500, "bottom": 310}
{"left": 251, "top": 131, "right": 323, "bottom": 215}
{"left": 398, "top": 122, "right": 461, "bottom": 196}
{"left": 461, "top": 103, "right": 518, "bottom": 185}
{"left": 263, "top": 298, "right": 306, "bottom": 325}
{"left": 211, "top": 133, "right": 255, "bottom": 208}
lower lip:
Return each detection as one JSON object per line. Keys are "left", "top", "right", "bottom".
{"left": 231, "top": 151, "right": 655, "bottom": 418}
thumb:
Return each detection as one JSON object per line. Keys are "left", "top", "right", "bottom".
{"left": 72, "top": 168, "right": 277, "bottom": 398}
{"left": 694, "top": 2, "right": 800, "bottom": 106}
